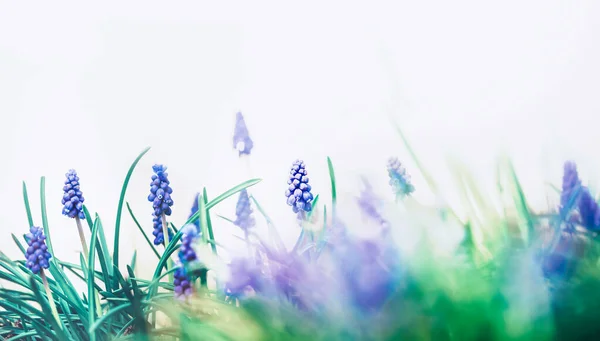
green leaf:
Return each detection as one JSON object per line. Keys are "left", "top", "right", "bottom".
{"left": 126, "top": 202, "right": 161, "bottom": 260}
{"left": 11, "top": 234, "right": 26, "bottom": 255}
{"left": 83, "top": 205, "right": 113, "bottom": 283}
{"left": 89, "top": 303, "right": 132, "bottom": 334}
{"left": 326, "top": 157, "right": 337, "bottom": 219}
{"left": 130, "top": 251, "right": 137, "bottom": 272}
{"left": 88, "top": 215, "right": 101, "bottom": 341}
{"left": 29, "top": 276, "right": 69, "bottom": 340}
{"left": 203, "top": 188, "right": 218, "bottom": 256}
{"left": 186, "top": 179, "right": 262, "bottom": 226}
{"left": 250, "top": 195, "right": 286, "bottom": 253}
{"left": 22, "top": 181, "right": 34, "bottom": 228}
{"left": 216, "top": 215, "right": 235, "bottom": 224}
{"left": 113, "top": 146, "right": 151, "bottom": 289}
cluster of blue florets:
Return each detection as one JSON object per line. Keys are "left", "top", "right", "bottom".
{"left": 173, "top": 265, "right": 193, "bottom": 300}
{"left": 285, "top": 160, "right": 314, "bottom": 214}
{"left": 148, "top": 164, "right": 174, "bottom": 216}
{"left": 234, "top": 189, "right": 255, "bottom": 231}
{"left": 25, "top": 226, "right": 52, "bottom": 274}
{"left": 178, "top": 224, "right": 199, "bottom": 264}
{"left": 152, "top": 213, "right": 174, "bottom": 246}
{"left": 61, "top": 169, "right": 85, "bottom": 219}
{"left": 188, "top": 193, "right": 200, "bottom": 229}
{"left": 233, "top": 112, "right": 254, "bottom": 156}
{"left": 387, "top": 158, "right": 415, "bottom": 197}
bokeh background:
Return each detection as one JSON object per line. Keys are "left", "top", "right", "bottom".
{"left": 1, "top": 1, "right": 600, "bottom": 283}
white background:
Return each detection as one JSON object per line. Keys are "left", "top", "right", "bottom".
{"left": 1, "top": 1, "right": 600, "bottom": 280}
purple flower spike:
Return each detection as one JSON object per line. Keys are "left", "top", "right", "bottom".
{"left": 560, "top": 161, "right": 582, "bottom": 215}
{"left": 173, "top": 265, "right": 193, "bottom": 300}
{"left": 234, "top": 189, "right": 255, "bottom": 231}
{"left": 357, "top": 177, "right": 387, "bottom": 227}
{"left": 387, "top": 158, "right": 414, "bottom": 198}
{"left": 578, "top": 187, "right": 600, "bottom": 231}
{"left": 225, "top": 257, "right": 262, "bottom": 298}
{"left": 61, "top": 169, "right": 85, "bottom": 219}
{"left": 24, "top": 226, "right": 52, "bottom": 274}
{"left": 233, "top": 112, "right": 254, "bottom": 156}
{"left": 148, "top": 164, "right": 174, "bottom": 217}
{"left": 285, "top": 160, "right": 314, "bottom": 214}
{"left": 151, "top": 213, "right": 174, "bottom": 246}
{"left": 178, "top": 224, "right": 199, "bottom": 264}
{"left": 188, "top": 193, "right": 200, "bottom": 229}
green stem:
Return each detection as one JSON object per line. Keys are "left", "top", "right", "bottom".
{"left": 161, "top": 213, "right": 174, "bottom": 284}
{"left": 40, "top": 269, "right": 61, "bottom": 330}
{"left": 76, "top": 217, "right": 103, "bottom": 317}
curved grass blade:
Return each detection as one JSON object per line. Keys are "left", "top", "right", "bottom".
{"left": 203, "top": 188, "right": 217, "bottom": 256}
{"left": 11, "top": 234, "right": 26, "bottom": 255}
{"left": 89, "top": 303, "right": 132, "bottom": 334}
{"left": 83, "top": 205, "right": 112, "bottom": 292}
{"left": 29, "top": 276, "right": 69, "bottom": 340}
{"left": 126, "top": 202, "right": 161, "bottom": 260}
{"left": 113, "top": 146, "right": 151, "bottom": 288}
{"left": 326, "top": 157, "right": 337, "bottom": 219}
{"left": 22, "top": 182, "right": 34, "bottom": 228}
{"left": 88, "top": 216, "right": 101, "bottom": 341}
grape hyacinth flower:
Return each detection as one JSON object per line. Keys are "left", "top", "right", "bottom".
{"left": 357, "top": 177, "right": 388, "bottom": 228}
{"left": 578, "top": 187, "right": 600, "bottom": 231}
{"left": 234, "top": 189, "right": 255, "bottom": 231}
{"left": 178, "top": 224, "right": 199, "bottom": 264}
{"left": 152, "top": 213, "right": 174, "bottom": 246}
{"left": 188, "top": 193, "right": 200, "bottom": 229}
{"left": 233, "top": 112, "right": 254, "bottom": 156}
{"left": 285, "top": 160, "right": 314, "bottom": 214}
{"left": 560, "top": 161, "right": 582, "bottom": 216}
{"left": 387, "top": 158, "right": 415, "bottom": 198}
{"left": 62, "top": 169, "right": 86, "bottom": 219}
{"left": 148, "top": 164, "right": 174, "bottom": 246}
{"left": 173, "top": 265, "right": 193, "bottom": 300}
{"left": 25, "top": 226, "right": 52, "bottom": 275}
{"left": 61, "top": 169, "right": 90, "bottom": 260}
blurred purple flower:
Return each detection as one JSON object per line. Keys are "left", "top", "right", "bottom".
{"left": 233, "top": 112, "right": 254, "bottom": 156}
{"left": 234, "top": 189, "right": 255, "bottom": 231}
{"left": 178, "top": 224, "right": 199, "bottom": 264}
{"left": 357, "top": 178, "right": 387, "bottom": 227}
{"left": 188, "top": 193, "right": 200, "bottom": 229}
{"left": 285, "top": 160, "right": 314, "bottom": 214}
{"left": 387, "top": 158, "right": 414, "bottom": 198}
{"left": 578, "top": 187, "right": 600, "bottom": 231}
{"left": 225, "top": 257, "right": 263, "bottom": 298}
{"left": 61, "top": 169, "right": 85, "bottom": 219}
{"left": 173, "top": 265, "right": 193, "bottom": 300}
{"left": 560, "top": 161, "right": 581, "bottom": 216}
{"left": 25, "top": 226, "right": 52, "bottom": 274}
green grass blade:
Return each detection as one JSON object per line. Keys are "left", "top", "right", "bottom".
{"left": 216, "top": 215, "right": 235, "bottom": 224}
{"left": 203, "top": 188, "right": 218, "bottom": 256}
{"left": 88, "top": 216, "right": 101, "bottom": 341}
{"left": 326, "top": 157, "right": 337, "bottom": 219}
{"left": 113, "top": 146, "right": 151, "bottom": 289}
{"left": 29, "top": 276, "right": 69, "bottom": 340}
{"left": 504, "top": 158, "right": 535, "bottom": 246}
{"left": 130, "top": 251, "right": 137, "bottom": 272}
{"left": 11, "top": 234, "right": 26, "bottom": 255}
{"left": 186, "top": 179, "right": 262, "bottom": 226}
{"left": 89, "top": 303, "right": 132, "bottom": 334}
{"left": 250, "top": 195, "right": 285, "bottom": 253}
{"left": 126, "top": 202, "right": 161, "bottom": 260}
{"left": 22, "top": 181, "right": 34, "bottom": 228}
{"left": 83, "top": 206, "right": 112, "bottom": 292}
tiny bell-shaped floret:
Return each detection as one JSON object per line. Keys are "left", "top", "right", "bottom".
{"left": 234, "top": 189, "right": 255, "bottom": 231}
{"left": 173, "top": 265, "right": 193, "bottom": 300}
{"left": 178, "top": 224, "right": 199, "bottom": 264}
{"left": 233, "top": 112, "right": 254, "bottom": 156}
{"left": 148, "top": 164, "right": 174, "bottom": 217}
{"left": 24, "top": 226, "right": 52, "bottom": 274}
{"left": 284, "top": 160, "right": 314, "bottom": 213}
{"left": 152, "top": 213, "right": 174, "bottom": 246}
{"left": 387, "top": 158, "right": 415, "bottom": 197}
{"left": 61, "top": 169, "right": 86, "bottom": 219}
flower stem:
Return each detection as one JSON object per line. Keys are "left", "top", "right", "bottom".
{"left": 40, "top": 269, "right": 61, "bottom": 330}
{"left": 161, "top": 213, "right": 174, "bottom": 283}
{"left": 75, "top": 216, "right": 89, "bottom": 262}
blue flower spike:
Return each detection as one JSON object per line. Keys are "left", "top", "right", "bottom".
{"left": 233, "top": 112, "right": 254, "bottom": 156}
{"left": 234, "top": 189, "right": 256, "bottom": 232}
{"left": 179, "top": 224, "right": 199, "bottom": 264}
{"left": 560, "top": 161, "right": 582, "bottom": 216}
{"left": 578, "top": 187, "right": 600, "bottom": 231}
{"left": 285, "top": 160, "right": 314, "bottom": 215}
{"left": 173, "top": 264, "right": 193, "bottom": 300}
{"left": 25, "top": 226, "right": 52, "bottom": 275}
{"left": 387, "top": 158, "right": 415, "bottom": 198}
{"left": 148, "top": 164, "right": 174, "bottom": 246}
{"left": 188, "top": 193, "right": 200, "bottom": 229}
{"left": 61, "top": 169, "right": 85, "bottom": 220}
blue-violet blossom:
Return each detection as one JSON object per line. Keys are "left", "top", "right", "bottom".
{"left": 578, "top": 187, "right": 600, "bottom": 231}
{"left": 233, "top": 112, "right": 254, "bottom": 156}
{"left": 62, "top": 169, "right": 85, "bottom": 219}
{"left": 178, "top": 224, "right": 199, "bottom": 264}
{"left": 152, "top": 213, "right": 173, "bottom": 246}
{"left": 173, "top": 265, "right": 193, "bottom": 299}
{"left": 387, "top": 158, "right": 414, "bottom": 197}
{"left": 234, "top": 189, "right": 255, "bottom": 231}
{"left": 285, "top": 160, "right": 314, "bottom": 213}
{"left": 25, "top": 226, "right": 52, "bottom": 274}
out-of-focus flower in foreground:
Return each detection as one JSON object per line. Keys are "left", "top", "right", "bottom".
{"left": 173, "top": 265, "right": 193, "bottom": 300}
{"left": 179, "top": 224, "right": 199, "bottom": 264}
{"left": 578, "top": 187, "right": 600, "bottom": 231}
{"left": 233, "top": 112, "right": 254, "bottom": 156}
{"left": 560, "top": 161, "right": 581, "bottom": 216}
{"left": 234, "top": 189, "right": 255, "bottom": 231}
{"left": 387, "top": 158, "right": 414, "bottom": 198}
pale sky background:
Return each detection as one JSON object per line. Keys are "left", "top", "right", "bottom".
{"left": 1, "top": 1, "right": 600, "bottom": 282}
